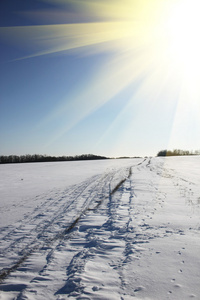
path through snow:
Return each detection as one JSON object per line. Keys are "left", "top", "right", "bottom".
{"left": 0, "top": 157, "right": 200, "bottom": 299}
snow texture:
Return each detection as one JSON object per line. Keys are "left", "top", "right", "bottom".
{"left": 0, "top": 157, "right": 200, "bottom": 299}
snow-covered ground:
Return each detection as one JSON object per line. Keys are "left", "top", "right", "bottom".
{"left": 0, "top": 157, "right": 200, "bottom": 299}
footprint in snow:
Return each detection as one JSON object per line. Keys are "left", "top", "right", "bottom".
{"left": 168, "top": 290, "right": 172, "bottom": 294}
{"left": 134, "top": 286, "right": 145, "bottom": 293}
{"left": 179, "top": 269, "right": 183, "bottom": 273}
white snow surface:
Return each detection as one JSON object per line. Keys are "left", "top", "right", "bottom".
{"left": 0, "top": 157, "right": 200, "bottom": 299}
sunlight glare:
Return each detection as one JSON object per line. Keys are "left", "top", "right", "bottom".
{"left": 166, "top": 0, "right": 200, "bottom": 67}
{"left": 2, "top": 0, "right": 200, "bottom": 150}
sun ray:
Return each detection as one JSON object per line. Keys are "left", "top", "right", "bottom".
{"left": 2, "top": 0, "right": 200, "bottom": 152}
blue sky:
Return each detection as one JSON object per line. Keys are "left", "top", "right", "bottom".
{"left": 1, "top": 0, "right": 200, "bottom": 157}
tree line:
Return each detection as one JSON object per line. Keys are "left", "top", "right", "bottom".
{"left": 157, "top": 149, "right": 200, "bottom": 157}
{"left": 0, "top": 154, "right": 109, "bottom": 164}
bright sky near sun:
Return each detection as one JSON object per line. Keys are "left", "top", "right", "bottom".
{"left": 0, "top": 0, "right": 200, "bottom": 157}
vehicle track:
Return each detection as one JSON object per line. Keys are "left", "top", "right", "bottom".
{"left": 0, "top": 166, "right": 132, "bottom": 283}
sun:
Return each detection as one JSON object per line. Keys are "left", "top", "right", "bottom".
{"left": 166, "top": 0, "right": 200, "bottom": 66}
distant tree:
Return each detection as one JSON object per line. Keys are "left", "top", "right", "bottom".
{"left": 0, "top": 153, "right": 109, "bottom": 164}
{"left": 157, "top": 149, "right": 199, "bottom": 157}
{"left": 157, "top": 150, "right": 167, "bottom": 156}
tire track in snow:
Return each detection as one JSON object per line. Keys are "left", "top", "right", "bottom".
{"left": 0, "top": 175, "right": 98, "bottom": 247}
{"left": 1, "top": 157, "right": 200, "bottom": 299}
{"left": 52, "top": 159, "right": 187, "bottom": 299}
{"left": 53, "top": 163, "right": 160, "bottom": 298}
{"left": 0, "top": 175, "right": 101, "bottom": 275}
{"left": 0, "top": 166, "right": 133, "bottom": 283}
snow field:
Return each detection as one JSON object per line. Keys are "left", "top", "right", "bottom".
{"left": 0, "top": 157, "right": 200, "bottom": 299}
